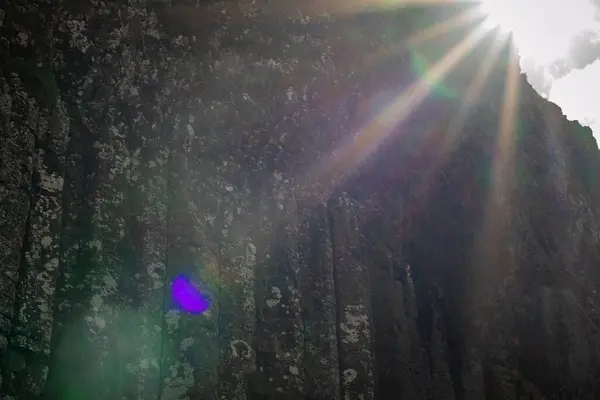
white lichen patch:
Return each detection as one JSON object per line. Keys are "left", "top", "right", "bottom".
{"left": 175, "top": 34, "right": 189, "bottom": 47}
{"left": 63, "top": 19, "right": 91, "bottom": 53}
{"left": 183, "top": 123, "right": 195, "bottom": 152}
{"left": 138, "top": 357, "right": 159, "bottom": 371}
{"left": 288, "top": 284, "right": 301, "bottom": 310}
{"left": 36, "top": 261, "right": 59, "bottom": 295}
{"left": 84, "top": 314, "right": 107, "bottom": 332}
{"left": 165, "top": 309, "right": 180, "bottom": 330}
{"left": 162, "top": 361, "right": 195, "bottom": 400}
{"left": 224, "top": 209, "right": 234, "bottom": 226}
{"left": 17, "top": 31, "right": 28, "bottom": 47}
{"left": 339, "top": 305, "right": 370, "bottom": 344}
{"left": 36, "top": 300, "right": 50, "bottom": 315}
{"left": 289, "top": 365, "right": 299, "bottom": 375}
{"left": 180, "top": 337, "right": 194, "bottom": 351}
{"left": 286, "top": 87, "right": 298, "bottom": 102}
{"left": 185, "top": 123, "right": 195, "bottom": 138}
{"left": 102, "top": 274, "right": 118, "bottom": 294}
{"left": 40, "top": 235, "right": 52, "bottom": 249}
{"left": 145, "top": 24, "right": 161, "bottom": 40}
{"left": 247, "top": 242, "right": 256, "bottom": 255}
{"left": 138, "top": 359, "right": 150, "bottom": 370}
{"left": 230, "top": 247, "right": 256, "bottom": 315}
{"left": 90, "top": 294, "right": 103, "bottom": 311}
{"left": 94, "top": 316, "right": 106, "bottom": 329}
{"left": 342, "top": 369, "right": 358, "bottom": 385}
{"left": 40, "top": 173, "right": 64, "bottom": 192}
{"left": 266, "top": 286, "right": 282, "bottom": 308}
{"left": 88, "top": 239, "right": 102, "bottom": 251}
{"left": 108, "top": 25, "right": 128, "bottom": 49}
{"left": 147, "top": 261, "right": 165, "bottom": 289}
{"left": 230, "top": 339, "right": 253, "bottom": 359}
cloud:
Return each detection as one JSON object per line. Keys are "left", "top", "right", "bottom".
{"left": 591, "top": 0, "right": 600, "bottom": 18}
{"left": 519, "top": 1, "right": 600, "bottom": 102}
{"left": 549, "top": 29, "right": 600, "bottom": 79}
{"left": 541, "top": 0, "right": 600, "bottom": 79}
{"left": 520, "top": 59, "right": 552, "bottom": 97}
{"left": 549, "top": 59, "right": 600, "bottom": 135}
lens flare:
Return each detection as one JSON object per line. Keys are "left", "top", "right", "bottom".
{"left": 171, "top": 275, "right": 212, "bottom": 314}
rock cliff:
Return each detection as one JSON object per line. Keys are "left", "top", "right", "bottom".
{"left": 1, "top": 1, "right": 600, "bottom": 399}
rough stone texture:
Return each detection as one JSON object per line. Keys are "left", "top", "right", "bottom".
{"left": 256, "top": 177, "right": 305, "bottom": 400}
{"left": 3, "top": 1, "right": 600, "bottom": 399}
{"left": 330, "top": 194, "right": 376, "bottom": 400}
{"left": 0, "top": 76, "right": 35, "bottom": 351}
{"left": 297, "top": 193, "right": 340, "bottom": 400}
{"left": 8, "top": 99, "right": 68, "bottom": 397}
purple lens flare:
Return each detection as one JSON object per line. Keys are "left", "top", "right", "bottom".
{"left": 171, "top": 275, "right": 212, "bottom": 314}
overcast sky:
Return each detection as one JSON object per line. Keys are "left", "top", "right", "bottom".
{"left": 505, "top": 0, "right": 600, "bottom": 139}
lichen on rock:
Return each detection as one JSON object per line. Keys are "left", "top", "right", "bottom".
{"left": 2, "top": 2, "right": 600, "bottom": 400}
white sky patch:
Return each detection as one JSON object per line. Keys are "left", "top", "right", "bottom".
{"left": 549, "top": 60, "right": 600, "bottom": 136}
{"left": 479, "top": 0, "right": 600, "bottom": 139}
{"left": 481, "top": 0, "right": 600, "bottom": 64}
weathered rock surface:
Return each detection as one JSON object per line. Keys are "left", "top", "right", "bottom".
{"left": 1, "top": 1, "right": 600, "bottom": 399}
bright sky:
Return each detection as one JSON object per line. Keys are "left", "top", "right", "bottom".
{"left": 479, "top": 0, "right": 600, "bottom": 139}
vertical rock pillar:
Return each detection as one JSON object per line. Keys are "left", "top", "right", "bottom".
{"left": 217, "top": 186, "right": 258, "bottom": 399}
{"left": 0, "top": 76, "right": 37, "bottom": 394}
{"left": 256, "top": 173, "right": 305, "bottom": 399}
{"left": 329, "top": 194, "right": 375, "bottom": 400}
{"left": 8, "top": 101, "right": 69, "bottom": 397}
{"left": 297, "top": 186, "right": 341, "bottom": 400}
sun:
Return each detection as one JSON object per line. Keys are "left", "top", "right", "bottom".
{"left": 476, "top": 0, "right": 600, "bottom": 67}
{"left": 477, "top": 0, "right": 517, "bottom": 34}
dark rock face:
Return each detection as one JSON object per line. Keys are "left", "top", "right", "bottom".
{"left": 1, "top": 1, "right": 600, "bottom": 399}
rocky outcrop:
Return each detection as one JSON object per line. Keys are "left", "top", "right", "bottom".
{"left": 2, "top": 1, "right": 600, "bottom": 399}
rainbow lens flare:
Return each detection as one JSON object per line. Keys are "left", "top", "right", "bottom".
{"left": 171, "top": 275, "right": 212, "bottom": 314}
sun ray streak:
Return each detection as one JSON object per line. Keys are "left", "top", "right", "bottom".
{"left": 406, "top": 8, "right": 484, "bottom": 46}
{"left": 306, "top": 23, "right": 491, "bottom": 196}
{"left": 442, "top": 35, "right": 509, "bottom": 148}
{"left": 405, "top": 34, "right": 507, "bottom": 204}
{"left": 292, "top": 0, "right": 464, "bottom": 16}
{"left": 490, "top": 45, "right": 521, "bottom": 216}
{"left": 469, "top": 43, "right": 522, "bottom": 317}
{"left": 357, "top": 8, "right": 482, "bottom": 78}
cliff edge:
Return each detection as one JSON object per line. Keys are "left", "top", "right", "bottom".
{"left": 1, "top": 1, "right": 599, "bottom": 399}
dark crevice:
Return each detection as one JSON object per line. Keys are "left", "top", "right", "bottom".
{"left": 482, "top": 362, "right": 497, "bottom": 400}
{"left": 3, "top": 173, "right": 35, "bottom": 397}
{"left": 158, "top": 118, "right": 177, "bottom": 400}
{"left": 440, "top": 295, "right": 466, "bottom": 399}
{"left": 43, "top": 95, "right": 100, "bottom": 399}
{"left": 326, "top": 198, "right": 346, "bottom": 399}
